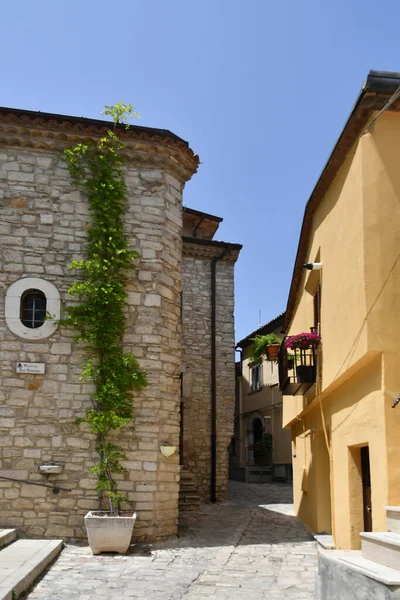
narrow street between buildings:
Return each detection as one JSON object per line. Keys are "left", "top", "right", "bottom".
{"left": 28, "top": 482, "right": 317, "bottom": 600}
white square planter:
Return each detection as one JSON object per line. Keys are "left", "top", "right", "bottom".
{"left": 85, "top": 511, "right": 136, "bottom": 555}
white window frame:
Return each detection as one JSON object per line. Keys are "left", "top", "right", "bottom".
{"left": 5, "top": 278, "right": 60, "bottom": 340}
{"left": 250, "top": 363, "right": 263, "bottom": 392}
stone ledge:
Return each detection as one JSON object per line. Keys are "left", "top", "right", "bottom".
{"left": 0, "top": 539, "right": 63, "bottom": 600}
{"left": 319, "top": 549, "right": 400, "bottom": 586}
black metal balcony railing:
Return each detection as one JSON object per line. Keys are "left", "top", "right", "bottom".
{"left": 278, "top": 338, "right": 317, "bottom": 396}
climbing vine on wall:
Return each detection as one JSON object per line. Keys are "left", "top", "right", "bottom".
{"left": 62, "top": 103, "right": 147, "bottom": 513}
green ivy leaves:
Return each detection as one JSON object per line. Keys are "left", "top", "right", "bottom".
{"left": 62, "top": 104, "right": 146, "bottom": 514}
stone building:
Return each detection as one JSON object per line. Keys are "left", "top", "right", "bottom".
{"left": 0, "top": 107, "right": 241, "bottom": 541}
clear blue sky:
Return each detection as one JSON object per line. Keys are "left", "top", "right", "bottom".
{"left": 2, "top": 1, "right": 400, "bottom": 341}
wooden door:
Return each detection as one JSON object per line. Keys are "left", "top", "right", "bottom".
{"left": 361, "top": 446, "right": 372, "bottom": 532}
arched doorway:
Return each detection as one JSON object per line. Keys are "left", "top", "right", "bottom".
{"left": 253, "top": 418, "right": 263, "bottom": 446}
{"left": 247, "top": 414, "right": 265, "bottom": 466}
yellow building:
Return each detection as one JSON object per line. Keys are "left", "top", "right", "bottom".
{"left": 280, "top": 70, "right": 400, "bottom": 552}
{"left": 230, "top": 314, "right": 292, "bottom": 484}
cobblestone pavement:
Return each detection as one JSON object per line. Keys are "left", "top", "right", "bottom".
{"left": 28, "top": 482, "right": 317, "bottom": 599}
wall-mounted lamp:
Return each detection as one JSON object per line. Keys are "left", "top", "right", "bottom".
{"left": 159, "top": 443, "right": 177, "bottom": 458}
{"left": 303, "top": 262, "right": 322, "bottom": 270}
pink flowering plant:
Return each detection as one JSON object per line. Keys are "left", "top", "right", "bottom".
{"left": 285, "top": 332, "right": 321, "bottom": 350}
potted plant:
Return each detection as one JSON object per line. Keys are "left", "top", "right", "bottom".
{"left": 249, "top": 433, "right": 273, "bottom": 466}
{"left": 62, "top": 103, "right": 147, "bottom": 554}
{"left": 285, "top": 332, "right": 321, "bottom": 383}
{"left": 250, "top": 333, "right": 282, "bottom": 362}
{"left": 286, "top": 351, "right": 295, "bottom": 371}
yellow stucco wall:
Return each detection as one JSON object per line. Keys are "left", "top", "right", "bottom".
{"left": 284, "top": 110, "right": 400, "bottom": 550}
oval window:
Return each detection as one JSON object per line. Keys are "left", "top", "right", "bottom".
{"left": 20, "top": 289, "right": 47, "bottom": 329}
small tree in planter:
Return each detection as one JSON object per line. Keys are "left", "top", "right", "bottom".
{"left": 62, "top": 103, "right": 147, "bottom": 554}
{"left": 285, "top": 332, "right": 321, "bottom": 383}
{"left": 248, "top": 433, "right": 273, "bottom": 466}
{"left": 250, "top": 333, "right": 282, "bottom": 362}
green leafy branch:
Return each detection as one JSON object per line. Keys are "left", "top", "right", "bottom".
{"left": 61, "top": 103, "right": 147, "bottom": 514}
{"left": 249, "top": 333, "right": 281, "bottom": 362}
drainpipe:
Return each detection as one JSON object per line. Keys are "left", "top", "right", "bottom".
{"left": 235, "top": 347, "right": 243, "bottom": 466}
{"left": 211, "top": 248, "right": 231, "bottom": 503}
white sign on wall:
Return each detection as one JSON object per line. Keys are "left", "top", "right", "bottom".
{"left": 16, "top": 362, "right": 45, "bottom": 374}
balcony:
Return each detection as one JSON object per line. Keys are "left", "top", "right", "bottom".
{"left": 278, "top": 337, "right": 317, "bottom": 396}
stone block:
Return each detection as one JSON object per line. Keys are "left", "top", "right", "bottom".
{"left": 143, "top": 462, "right": 157, "bottom": 471}
{"left": 127, "top": 292, "right": 141, "bottom": 305}
{"left": 3, "top": 161, "right": 20, "bottom": 171}
{"left": 20, "top": 484, "right": 48, "bottom": 498}
{"left": 7, "top": 171, "right": 35, "bottom": 182}
{"left": 37, "top": 156, "right": 53, "bottom": 168}
{"left": 40, "top": 214, "right": 54, "bottom": 225}
{"left": 316, "top": 552, "right": 400, "bottom": 599}
{"left": 51, "top": 343, "right": 71, "bottom": 355}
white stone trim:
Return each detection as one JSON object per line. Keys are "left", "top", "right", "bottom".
{"left": 5, "top": 278, "right": 60, "bottom": 340}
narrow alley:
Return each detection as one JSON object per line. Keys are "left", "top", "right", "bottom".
{"left": 27, "top": 482, "right": 317, "bottom": 600}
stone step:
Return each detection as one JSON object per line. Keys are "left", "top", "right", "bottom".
{"left": 179, "top": 472, "right": 195, "bottom": 481}
{"left": 179, "top": 493, "right": 201, "bottom": 501}
{"left": 0, "top": 530, "right": 16, "bottom": 549}
{"left": 179, "top": 469, "right": 200, "bottom": 511}
{"left": 0, "top": 539, "right": 63, "bottom": 600}
{"left": 361, "top": 532, "right": 400, "bottom": 570}
{"left": 322, "top": 549, "right": 400, "bottom": 585}
{"left": 313, "top": 534, "right": 335, "bottom": 550}
{"left": 179, "top": 484, "right": 197, "bottom": 492}
{"left": 384, "top": 505, "right": 400, "bottom": 533}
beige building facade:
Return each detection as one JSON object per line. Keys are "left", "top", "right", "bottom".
{"left": 0, "top": 107, "right": 241, "bottom": 541}
{"left": 230, "top": 314, "right": 292, "bottom": 483}
{"left": 280, "top": 70, "right": 400, "bottom": 551}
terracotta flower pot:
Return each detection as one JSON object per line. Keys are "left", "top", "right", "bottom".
{"left": 266, "top": 344, "right": 280, "bottom": 361}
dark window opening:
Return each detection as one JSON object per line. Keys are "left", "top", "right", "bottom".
{"left": 20, "top": 289, "right": 47, "bottom": 329}
{"left": 250, "top": 364, "right": 262, "bottom": 392}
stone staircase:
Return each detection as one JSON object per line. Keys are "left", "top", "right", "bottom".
{"left": 316, "top": 507, "right": 400, "bottom": 599}
{"left": 0, "top": 529, "right": 62, "bottom": 600}
{"left": 179, "top": 469, "right": 201, "bottom": 512}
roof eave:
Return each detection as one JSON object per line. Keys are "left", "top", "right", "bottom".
{"left": 236, "top": 313, "right": 285, "bottom": 348}
{"left": 0, "top": 106, "right": 188, "bottom": 146}
{"left": 283, "top": 70, "right": 400, "bottom": 332}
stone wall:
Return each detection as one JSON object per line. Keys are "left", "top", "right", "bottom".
{"left": 181, "top": 245, "right": 239, "bottom": 501}
{"left": 0, "top": 113, "right": 198, "bottom": 541}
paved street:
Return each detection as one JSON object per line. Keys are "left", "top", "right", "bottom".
{"left": 28, "top": 482, "right": 317, "bottom": 599}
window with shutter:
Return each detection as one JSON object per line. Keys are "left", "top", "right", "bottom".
{"left": 250, "top": 363, "right": 262, "bottom": 392}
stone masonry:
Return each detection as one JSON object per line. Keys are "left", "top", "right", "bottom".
{"left": 0, "top": 110, "right": 198, "bottom": 541}
{"left": 0, "top": 108, "right": 241, "bottom": 542}
{"left": 182, "top": 242, "right": 239, "bottom": 501}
